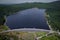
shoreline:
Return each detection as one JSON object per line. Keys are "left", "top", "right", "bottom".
{"left": 46, "top": 21, "right": 52, "bottom": 31}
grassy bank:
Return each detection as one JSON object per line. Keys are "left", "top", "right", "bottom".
{"left": 0, "top": 25, "right": 9, "bottom": 32}
{"left": 40, "top": 33, "right": 60, "bottom": 40}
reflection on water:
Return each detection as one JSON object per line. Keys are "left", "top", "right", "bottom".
{"left": 6, "top": 8, "right": 50, "bottom": 30}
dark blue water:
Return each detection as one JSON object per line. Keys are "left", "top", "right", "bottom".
{"left": 6, "top": 8, "right": 50, "bottom": 30}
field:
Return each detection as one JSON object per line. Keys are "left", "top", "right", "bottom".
{"left": 0, "top": 31, "right": 48, "bottom": 40}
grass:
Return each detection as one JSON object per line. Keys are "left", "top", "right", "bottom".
{"left": 0, "top": 31, "right": 48, "bottom": 40}
{"left": 0, "top": 25, "right": 9, "bottom": 32}
{"left": 40, "top": 33, "right": 60, "bottom": 40}
{"left": 35, "top": 32, "right": 47, "bottom": 37}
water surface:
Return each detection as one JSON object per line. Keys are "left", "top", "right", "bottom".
{"left": 6, "top": 8, "right": 50, "bottom": 30}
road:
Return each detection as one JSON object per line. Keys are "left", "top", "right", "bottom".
{"left": 0, "top": 28, "right": 51, "bottom": 33}
{"left": 0, "top": 28, "right": 60, "bottom": 33}
{"left": 36, "top": 32, "right": 53, "bottom": 40}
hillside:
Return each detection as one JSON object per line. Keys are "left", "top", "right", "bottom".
{"left": 46, "top": 1, "right": 60, "bottom": 31}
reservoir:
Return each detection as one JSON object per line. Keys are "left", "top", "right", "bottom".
{"left": 6, "top": 8, "right": 50, "bottom": 30}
